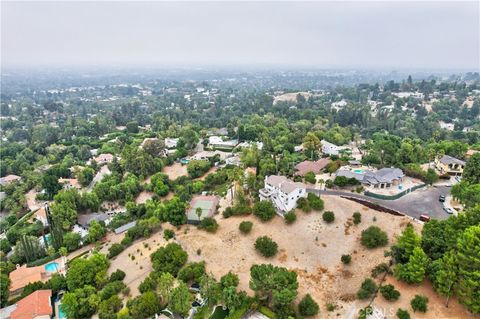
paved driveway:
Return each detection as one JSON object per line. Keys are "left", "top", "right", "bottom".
{"left": 309, "top": 185, "right": 451, "bottom": 220}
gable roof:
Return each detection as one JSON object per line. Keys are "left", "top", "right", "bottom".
{"left": 11, "top": 289, "right": 52, "bottom": 319}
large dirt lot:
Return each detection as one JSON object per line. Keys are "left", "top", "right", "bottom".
{"left": 162, "top": 162, "right": 188, "bottom": 180}
{"left": 102, "top": 195, "right": 474, "bottom": 319}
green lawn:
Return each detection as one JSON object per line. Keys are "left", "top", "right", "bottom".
{"left": 209, "top": 306, "right": 229, "bottom": 319}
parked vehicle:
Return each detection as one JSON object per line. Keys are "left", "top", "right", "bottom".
{"left": 443, "top": 207, "right": 454, "bottom": 214}
{"left": 439, "top": 195, "right": 446, "bottom": 202}
{"left": 419, "top": 214, "right": 431, "bottom": 222}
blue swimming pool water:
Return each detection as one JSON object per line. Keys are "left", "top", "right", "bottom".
{"left": 353, "top": 169, "right": 364, "bottom": 174}
{"left": 58, "top": 306, "right": 66, "bottom": 319}
{"left": 44, "top": 262, "right": 59, "bottom": 272}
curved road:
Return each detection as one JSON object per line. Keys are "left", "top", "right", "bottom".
{"left": 308, "top": 186, "right": 451, "bottom": 220}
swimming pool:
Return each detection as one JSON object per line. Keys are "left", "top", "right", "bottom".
{"left": 44, "top": 262, "right": 59, "bottom": 272}
{"left": 353, "top": 169, "right": 365, "bottom": 174}
{"left": 58, "top": 306, "right": 66, "bottom": 319}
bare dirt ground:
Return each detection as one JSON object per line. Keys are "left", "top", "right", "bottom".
{"left": 103, "top": 196, "right": 472, "bottom": 318}
{"left": 162, "top": 163, "right": 188, "bottom": 180}
{"left": 135, "top": 190, "right": 154, "bottom": 204}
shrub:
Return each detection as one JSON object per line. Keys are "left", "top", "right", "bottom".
{"left": 356, "top": 278, "right": 377, "bottom": 300}
{"left": 361, "top": 226, "right": 388, "bottom": 248}
{"left": 109, "top": 269, "right": 126, "bottom": 282}
{"left": 379, "top": 284, "right": 400, "bottom": 301}
{"left": 322, "top": 211, "right": 335, "bottom": 223}
{"left": 239, "top": 221, "right": 253, "bottom": 234}
{"left": 341, "top": 254, "right": 351, "bottom": 264}
{"left": 298, "top": 294, "right": 319, "bottom": 316}
{"left": 352, "top": 212, "right": 362, "bottom": 225}
{"left": 284, "top": 211, "right": 296, "bottom": 224}
{"left": 304, "top": 172, "right": 316, "bottom": 184}
{"left": 254, "top": 236, "right": 278, "bottom": 257}
{"left": 108, "top": 243, "right": 125, "bottom": 258}
{"left": 297, "top": 197, "right": 311, "bottom": 213}
{"left": 163, "top": 229, "right": 175, "bottom": 240}
{"left": 326, "top": 303, "right": 336, "bottom": 312}
{"left": 410, "top": 295, "right": 428, "bottom": 312}
{"left": 307, "top": 193, "right": 324, "bottom": 211}
{"left": 396, "top": 309, "right": 410, "bottom": 319}
{"left": 198, "top": 217, "right": 219, "bottom": 233}
{"left": 253, "top": 201, "right": 276, "bottom": 221}
{"left": 371, "top": 263, "right": 391, "bottom": 278}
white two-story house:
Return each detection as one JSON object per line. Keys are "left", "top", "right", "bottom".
{"left": 259, "top": 175, "right": 307, "bottom": 213}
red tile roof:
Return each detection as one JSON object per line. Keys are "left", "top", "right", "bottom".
{"left": 11, "top": 289, "right": 52, "bottom": 319}
{"left": 9, "top": 265, "right": 47, "bottom": 293}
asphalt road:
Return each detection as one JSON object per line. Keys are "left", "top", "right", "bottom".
{"left": 309, "top": 185, "right": 451, "bottom": 220}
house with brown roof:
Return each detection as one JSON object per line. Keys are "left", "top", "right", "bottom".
{"left": 294, "top": 159, "right": 331, "bottom": 176}
{"left": 8, "top": 265, "right": 48, "bottom": 296}
{"left": 9, "top": 259, "right": 65, "bottom": 297}
{"left": 33, "top": 208, "right": 49, "bottom": 226}
{"left": 93, "top": 153, "right": 114, "bottom": 165}
{"left": 10, "top": 289, "right": 53, "bottom": 319}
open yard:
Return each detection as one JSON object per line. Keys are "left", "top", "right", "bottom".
{"left": 103, "top": 195, "right": 473, "bottom": 318}
{"left": 162, "top": 162, "right": 188, "bottom": 180}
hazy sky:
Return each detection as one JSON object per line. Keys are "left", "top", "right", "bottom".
{"left": 2, "top": 1, "right": 479, "bottom": 70}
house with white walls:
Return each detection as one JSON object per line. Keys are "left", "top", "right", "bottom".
{"left": 259, "top": 175, "right": 306, "bottom": 213}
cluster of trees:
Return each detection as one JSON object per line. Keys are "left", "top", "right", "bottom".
{"left": 389, "top": 209, "right": 480, "bottom": 313}
{"left": 451, "top": 153, "right": 480, "bottom": 207}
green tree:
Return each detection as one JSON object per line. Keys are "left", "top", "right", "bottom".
{"left": 298, "top": 294, "right": 319, "bottom": 316}
{"left": 303, "top": 132, "right": 321, "bottom": 160}
{"left": 395, "top": 247, "right": 429, "bottom": 284}
{"left": 150, "top": 243, "right": 188, "bottom": 276}
{"left": 391, "top": 223, "right": 421, "bottom": 263}
{"left": 66, "top": 253, "right": 110, "bottom": 290}
{"left": 63, "top": 232, "right": 82, "bottom": 252}
{"left": 455, "top": 225, "right": 480, "bottom": 313}
{"left": 177, "top": 261, "right": 206, "bottom": 283}
{"left": 356, "top": 278, "right": 377, "bottom": 300}
{"left": 253, "top": 201, "right": 276, "bottom": 222}
{"left": 249, "top": 264, "right": 298, "bottom": 310}
{"left": 127, "top": 291, "right": 161, "bottom": 319}
{"left": 284, "top": 211, "right": 296, "bottom": 224}
{"left": 433, "top": 250, "right": 457, "bottom": 307}
{"left": 304, "top": 171, "right": 316, "bottom": 184}
{"left": 396, "top": 308, "right": 410, "bottom": 319}
{"left": 353, "top": 212, "right": 362, "bottom": 225}
{"left": 255, "top": 236, "right": 278, "bottom": 257}
{"left": 78, "top": 167, "right": 95, "bottom": 187}
{"left": 0, "top": 274, "right": 10, "bottom": 307}
{"left": 424, "top": 168, "right": 439, "bottom": 185}
{"left": 169, "top": 282, "right": 192, "bottom": 316}
{"left": 157, "top": 272, "right": 175, "bottom": 305}
{"left": 341, "top": 254, "right": 351, "bottom": 265}
{"left": 86, "top": 220, "right": 107, "bottom": 243}
{"left": 200, "top": 274, "right": 222, "bottom": 307}
{"left": 322, "top": 211, "right": 335, "bottom": 223}
{"left": 361, "top": 226, "right": 388, "bottom": 248}
{"left": 98, "top": 295, "right": 122, "bottom": 319}
{"left": 410, "top": 295, "right": 428, "bottom": 312}
{"left": 379, "top": 284, "right": 400, "bottom": 301}
{"left": 463, "top": 153, "right": 480, "bottom": 184}
{"left": 62, "top": 285, "right": 100, "bottom": 319}
{"left": 239, "top": 221, "right": 253, "bottom": 234}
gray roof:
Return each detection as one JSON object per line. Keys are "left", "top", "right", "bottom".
{"left": 336, "top": 169, "right": 366, "bottom": 182}
{"left": 77, "top": 213, "right": 110, "bottom": 227}
{"left": 336, "top": 168, "right": 404, "bottom": 185}
{"left": 439, "top": 155, "right": 466, "bottom": 166}
{"left": 114, "top": 221, "right": 137, "bottom": 234}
